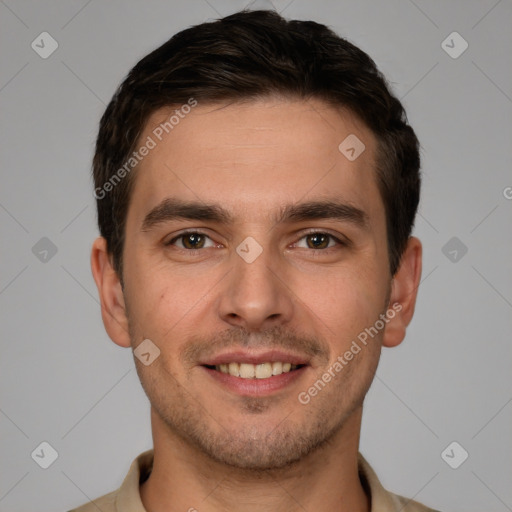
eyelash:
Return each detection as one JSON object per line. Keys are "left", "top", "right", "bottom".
{"left": 165, "top": 229, "right": 347, "bottom": 252}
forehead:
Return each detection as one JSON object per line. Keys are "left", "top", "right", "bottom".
{"left": 128, "top": 98, "right": 383, "bottom": 226}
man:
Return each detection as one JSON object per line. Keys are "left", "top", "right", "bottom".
{"left": 72, "top": 9, "right": 439, "bottom": 512}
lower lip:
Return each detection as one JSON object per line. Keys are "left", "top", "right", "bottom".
{"left": 201, "top": 366, "right": 308, "bottom": 396}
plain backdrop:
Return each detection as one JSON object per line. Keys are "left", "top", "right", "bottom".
{"left": 1, "top": 1, "right": 511, "bottom": 511}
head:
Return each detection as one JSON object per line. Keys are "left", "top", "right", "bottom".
{"left": 91, "top": 10, "right": 422, "bottom": 470}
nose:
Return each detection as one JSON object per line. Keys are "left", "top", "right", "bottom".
{"left": 217, "top": 242, "right": 295, "bottom": 332}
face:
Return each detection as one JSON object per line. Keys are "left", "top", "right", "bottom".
{"left": 119, "top": 98, "right": 393, "bottom": 470}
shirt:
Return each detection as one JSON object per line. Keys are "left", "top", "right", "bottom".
{"left": 69, "top": 450, "right": 440, "bottom": 512}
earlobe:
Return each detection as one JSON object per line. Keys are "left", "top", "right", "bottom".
{"left": 382, "top": 236, "right": 422, "bottom": 348}
{"left": 90, "top": 237, "right": 131, "bottom": 348}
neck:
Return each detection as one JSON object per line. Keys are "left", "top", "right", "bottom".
{"left": 140, "top": 407, "right": 370, "bottom": 512}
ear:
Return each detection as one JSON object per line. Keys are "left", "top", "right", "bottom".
{"left": 382, "top": 236, "right": 422, "bottom": 348}
{"left": 90, "top": 237, "right": 131, "bottom": 348}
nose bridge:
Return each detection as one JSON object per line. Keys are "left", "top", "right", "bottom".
{"left": 217, "top": 236, "right": 294, "bottom": 330}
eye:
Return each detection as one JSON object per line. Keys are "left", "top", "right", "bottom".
{"left": 166, "top": 231, "right": 216, "bottom": 250}
{"left": 295, "top": 232, "right": 343, "bottom": 250}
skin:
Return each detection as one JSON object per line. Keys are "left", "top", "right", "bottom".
{"left": 91, "top": 97, "right": 422, "bottom": 512}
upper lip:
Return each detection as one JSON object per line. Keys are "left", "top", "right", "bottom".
{"left": 200, "top": 350, "right": 310, "bottom": 366}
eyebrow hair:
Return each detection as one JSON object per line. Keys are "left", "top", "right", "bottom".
{"left": 141, "top": 198, "right": 233, "bottom": 231}
{"left": 141, "top": 197, "right": 369, "bottom": 231}
{"left": 277, "top": 200, "right": 369, "bottom": 228}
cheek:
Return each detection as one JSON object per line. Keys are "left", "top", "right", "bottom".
{"left": 148, "top": 280, "right": 196, "bottom": 333}
{"left": 300, "top": 265, "right": 387, "bottom": 346}
{"left": 124, "top": 257, "right": 196, "bottom": 340}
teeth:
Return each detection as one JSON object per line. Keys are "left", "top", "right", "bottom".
{"left": 214, "top": 362, "right": 300, "bottom": 379}
{"left": 228, "top": 362, "right": 239, "bottom": 377}
{"left": 255, "top": 362, "right": 272, "bottom": 379}
{"left": 239, "top": 363, "right": 255, "bottom": 378}
{"left": 272, "top": 361, "right": 282, "bottom": 375}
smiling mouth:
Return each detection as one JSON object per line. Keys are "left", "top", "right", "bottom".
{"left": 204, "top": 362, "right": 306, "bottom": 379}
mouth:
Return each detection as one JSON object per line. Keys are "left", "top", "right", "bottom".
{"left": 204, "top": 362, "right": 306, "bottom": 379}
{"left": 199, "top": 351, "right": 310, "bottom": 396}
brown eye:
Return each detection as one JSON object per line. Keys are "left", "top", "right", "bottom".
{"left": 182, "top": 233, "right": 205, "bottom": 249}
{"left": 293, "top": 232, "right": 344, "bottom": 251}
{"left": 305, "top": 233, "right": 331, "bottom": 249}
{"left": 167, "top": 232, "right": 214, "bottom": 250}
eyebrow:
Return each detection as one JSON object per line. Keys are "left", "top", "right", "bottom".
{"left": 142, "top": 198, "right": 232, "bottom": 231}
{"left": 141, "top": 197, "right": 370, "bottom": 232}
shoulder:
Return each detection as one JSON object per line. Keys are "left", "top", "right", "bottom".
{"left": 67, "top": 489, "right": 117, "bottom": 512}
{"left": 390, "top": 491, "right": 442, "bottom": 512}
{"left": 66, "top": 449, "right": 153, "bottom": 512}
{"left": 357, "top": 452, "right": 441, "bottom": 512}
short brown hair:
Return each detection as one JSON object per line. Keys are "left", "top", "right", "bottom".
{"left": 93, "top": 9, "right": 420, "bottom": 279}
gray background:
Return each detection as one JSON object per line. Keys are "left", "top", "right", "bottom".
{"left": 1, "top": 0, "right": 511, "bottom": 510}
